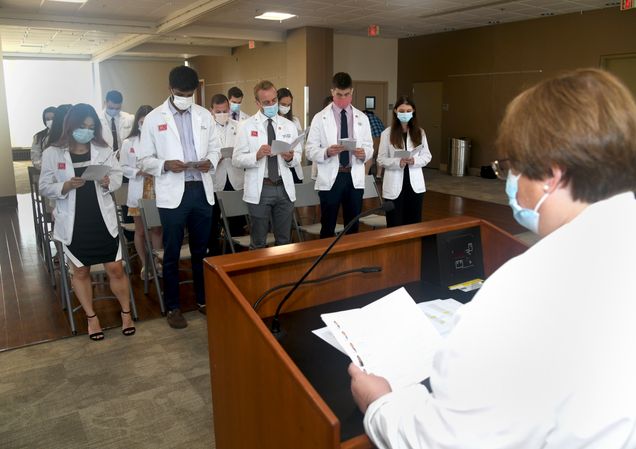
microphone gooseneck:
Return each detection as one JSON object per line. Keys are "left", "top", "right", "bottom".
{"left": 270, "top": 201, "right": 394, "bottom": 336}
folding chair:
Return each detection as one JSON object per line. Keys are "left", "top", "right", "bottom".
{"left": 138, "top": 198, "right": 191, "bottom": 315}
{"left": 215, "top": 190, "right": 275, "bottom": 253}
{"left": 293, "top": 180, "right": 344, "bottom": 239}
{"left": 28, "top": 166, "right": 56, "bottom": 287}
{"left": 112, "top": 184, "right": 138, "bottom": 262}
{"left": 359, "top": 175, "right": 387, "bottom": 229}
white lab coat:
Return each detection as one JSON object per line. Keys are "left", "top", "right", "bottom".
{"left": 100, "top": 109, "right": 134, "bottom": 150}
{"left": 118, "top": 135, "right": 145, "bottom": 208}
{"left": 376, "top": 127, "right": 432, "bottom": 200}
{"left": 212, "top": 119, "right": 244, "bottom": 191}
{"left": 232, "top": 111, "right": 301, "bottom": 204}
{"left": 305, "top": 104, "right": 373, "bottom": 191}
{"left": 137, "top": 99, "right": 220, "bottom": 209}
{"left": 38, "top": 143, "right": 123, "bottom": 245}
{"left": 364, "top": 192, "right": 636, "bottom": 449}
{"left": 283, "top": 114, "right": 305, "bottom": 181}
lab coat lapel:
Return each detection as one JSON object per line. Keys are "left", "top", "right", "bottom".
{"left": 191, "top": 108, "right": 202, "bottom": 156}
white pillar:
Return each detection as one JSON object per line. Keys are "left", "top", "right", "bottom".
{"left": 0, "top": 36, "right": 17, "bottom": 206}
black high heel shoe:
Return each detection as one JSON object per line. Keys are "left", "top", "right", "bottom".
{"left": 86, "top": 314, "right": 105, "bottom": 341}
{"left": 121, "top": 310, "right": 136, "bottom": 336}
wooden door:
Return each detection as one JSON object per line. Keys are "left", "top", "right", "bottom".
{"left": 352, "top": 81, "right": 388, "bottom": 125}
{"left": 412, "top": 82, "right": 443, "bottom": 169}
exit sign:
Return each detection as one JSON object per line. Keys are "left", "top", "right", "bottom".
{"left": 621, "top": 0, "right": 634, "bottom": 10}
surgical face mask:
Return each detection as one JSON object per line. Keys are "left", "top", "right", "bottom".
{"left": 73, "top": 128, "right": 95, "bottom": 144}
{"left": 278, "top": 104, "right": 291, "bottom": 115}
{"left": 45, "top": 120, "right": 53, "bottom": 129}
{"left": 505, "top": 172, "right": 550, "bottom": 234}
{"left": 172, "top": 94, "right": 193, "bottom": 110}
{"left": 262, "top": 103, "right": 279, "bottom": 118}
{"left": 333, "top": 96, "right": 352, "bottom": 109}
{"left": 229, "top": 102, "right": 241, "bottom": 113}
{"left": 396, "top": 112, "right": 413, "bottom": 124}
{"left": 106, "top": 108, "right": 120, "bottom": 118}
{"left": 214, "top": 112, "right": 229, "bottom": 125}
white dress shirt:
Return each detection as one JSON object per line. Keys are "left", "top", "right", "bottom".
{"left": 365, "top": 192, "right": 636, "bottom": 449}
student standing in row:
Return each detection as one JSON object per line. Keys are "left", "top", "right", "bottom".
{"left": 305, "top": 72, "right": 373, "bottom": 238}
{"left": 277, "top": 87, "right": 304, "bottom": 183}
{"left": 39, "top": 103, "right": 134, "bottom": 340}
{"left": 139, "top": 65, "right": 219, "bottom": 329}
{"left": 228, "top": 86, "right": 250, "bottom": 122}
{"left": 99, "top": 90, "right": 134, "bottom": 153}
{"left": 119, "top": 105, "right": 163, "bottom": 280}
{"left": 377, "top": 97, "right": 432, "bottom": 227}
{"left": 233, "top": 80, "right": 301, "bottom": 249}
{"left": 31, "top": 106, "right": 56, "bottom": 169}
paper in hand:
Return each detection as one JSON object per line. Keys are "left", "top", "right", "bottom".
{"left": 80, "top": 164, "right": 110, "bottom": 181}
{"left": 338, "top": 138, "right": 357, "bottom": 151}
{"left": 393, "top": 150, "right": 410, "bottom": 159}
{"left": 271, "top": 132, "right": 305, "bottom": 155}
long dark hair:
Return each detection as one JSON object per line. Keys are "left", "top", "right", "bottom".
{"left": 34, "top": 106, "right": 56, "bottom": 148}
{"left": 45, "top": 104, "right": 72, "bottom": 149}
{"left": 127, "top": 105, "right": 154, "bottom": 139}
{"left": 277, "top": 87, "right": 294, "bottom": 121}
{"left": 390, "top": 96, "right": 422, "bottom": 149}
{"left": 56, "top": 103, "right": 108, "bottom": 148}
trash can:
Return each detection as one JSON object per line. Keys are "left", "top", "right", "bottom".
{"left": 449, "top": 137, "right": 471, "bottom": 176}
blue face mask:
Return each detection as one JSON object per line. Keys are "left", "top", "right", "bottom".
{"left": 72, "top": 128, "right": 95, "bottom": 144}
{"left": 396, "top": 112, "right": 413, "bottom": 123}
{"left": 106, "top": 108, "right": 120, "bottom": 117}
{"left": 229, "top": 102, "right": 241, "bottom": 113}
{"left": 262, "top": 103, "right": 279, "bottom": 118}
{"left": 505, "top": 172, "right": 549, "bottom": 234}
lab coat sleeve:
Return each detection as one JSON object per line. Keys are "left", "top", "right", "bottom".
{"left": 138, "top": 118, "right": 165, "bottom": 177}
{"left": 118, "top": 139, "right": 140, "bottom": 180}
{"left": 104, "top": 150, "right": 122, "bottom": 194}
{"left": 232, "top": 122, "right": 259, "bottom": 169}
{"left": 31, "top": 135, "right": 43, "bottom": 170}
{"left": 38, "top": 149, "right": 68, "bottom": 200}
{"left": 204, "top": 118, "right": 221, "bottom": 173}
{"left": 376, "top": 129, "right": 402, "bottom": 169}
{"left": 412, "top": 130, "right": 432, "bottom": 168}
{"left": 305, "top": 114, "right": 328, "bottom": 163}
{"left": 286, "top": 127, "right": 301, "bottom": 167}
{"left": 358, "top": 115, "right": 374, "bottom": 163}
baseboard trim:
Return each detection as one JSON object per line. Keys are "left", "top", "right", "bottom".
{"left": 0, "top": 195, "right": 18, "bottom": 207}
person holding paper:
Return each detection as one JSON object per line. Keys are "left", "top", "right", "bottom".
{"left": 138, "top": 65, "right": 220, "bottom": 328}
{"left": 278, "top": 87, "right": 305, "bottom": 183}
{"left": 305, "top": 72, "right": 374, "bottom": 238}
{"left": 232, "top": 80, "right": 301, "bottom": 249}
{"left": 349, "top": 69, "right": 636, "bottom": 448}
{"left": 207, "top": 93, "right": 245, "bottom": 255}
{"left": 119, "top": 105, "right": 163, "bottom": 280}
{"left": 39, "top": 103, "right": 135, "bottom": 341}
{"left": 377, "top": 96, "right": 432, "bottom": 227}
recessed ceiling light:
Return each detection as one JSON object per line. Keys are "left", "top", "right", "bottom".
{"left": 254, "top": 12, "right": 296, "bottom": 21}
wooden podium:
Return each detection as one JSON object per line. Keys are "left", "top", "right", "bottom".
{"left": 204, "top": 216, "right": 527, "bottom": 449}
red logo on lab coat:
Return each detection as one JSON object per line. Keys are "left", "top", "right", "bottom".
{"left": 158, "top": 124, "right": 168, "bottom": 132}
{"left": 58, "top": 162, "right": 66, "bottom": 170}
{"left": 251, "top": 130, "right": 258, "bottom": 137}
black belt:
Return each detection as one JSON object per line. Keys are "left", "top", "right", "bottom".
{"left": 263, "top": 178, "right": 284, "bottom": 186}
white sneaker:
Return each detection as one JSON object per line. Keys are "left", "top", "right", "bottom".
{"left": 154, "top": 259, "right": 163, "bottom": 278}
{"left": 140, "top": 266, "right": 154, "bottom": 280}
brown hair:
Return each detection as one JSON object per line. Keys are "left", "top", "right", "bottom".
{"left": 497, "top": 68, "right": 636, "bottom": 203}
{"left": 390, "top": 96, "right": 422, "bottom": 149}
{"left": 253, "top": 80, "right": 276, "bottom": 100}
{"left": 56, "top": 103, "right": 108, "bottom": 148}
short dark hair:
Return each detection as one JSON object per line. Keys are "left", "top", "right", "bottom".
{"left": 332, "top": 72, "right": 352, "bottom": 90}
{"left": 228, "top": 86, "right": 244, "bottom": 99}
{"left": 211, "top": 93, "right": 229, "bottom": 107}
{"left": 105, "top": 90, "right": 123, "bottom": 104}
{"left": 169, "top": 66, "right": 199, "bottom": 91}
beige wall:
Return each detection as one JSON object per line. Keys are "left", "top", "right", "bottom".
{"left": 398, "top": 7, "right": 636, "bottom": 169}
{"left": 0, "top": 36, "right": 17, "bottom": 203}
{"left": 333, "top": 34, "right": 398, "bottom": 110}
{"left": 99, "top": 58, "right": 183, "bottom": 114}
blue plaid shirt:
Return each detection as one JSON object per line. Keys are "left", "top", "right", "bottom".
{"left": 364, "top": 111, "right": 385, "bottom": 138}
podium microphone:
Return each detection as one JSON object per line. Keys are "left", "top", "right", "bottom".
{"left": 270, "top": 201, "right": 395, "bottom": 337}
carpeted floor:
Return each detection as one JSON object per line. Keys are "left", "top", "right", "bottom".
{"left": 0, "top": 311, "right": 214, "bottom": 449}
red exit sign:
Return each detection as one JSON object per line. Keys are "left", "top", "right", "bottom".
{"left": 621, "top": 0, "right": 634, "bottom": 10}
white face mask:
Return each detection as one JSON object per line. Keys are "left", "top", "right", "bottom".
{"left": 45, "top": 120, "right": 53, "bottom": 129}
{"left": 172, "top": 94, "right": 193, "bottom": 110}
{"left": 278, "top": 105, "right": 291, "bottom": 115}
{"left": 214, "top": 112, "right": 229, "bottom": 125}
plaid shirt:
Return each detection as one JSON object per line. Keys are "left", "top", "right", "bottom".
{"left": 364, "top": 111, "right": 385, "bottom": 138}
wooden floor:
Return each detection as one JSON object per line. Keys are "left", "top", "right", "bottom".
{"left": 0, "top": 190, "right": 524, "bottom": 352}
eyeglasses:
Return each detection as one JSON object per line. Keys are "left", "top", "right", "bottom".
{"left": 491, "top": 159, "right": 511, "bottom": 180}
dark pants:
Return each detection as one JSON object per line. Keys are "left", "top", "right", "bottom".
{"left": 386, "top": 168, "right": 424, "bottom": 228}
{"left": 318, "top": 172, "right": 363, "bottom": 238}
{"left": 158, "top": 182, "right": 213, "bottom": 311}
{"left": 208, "top": 179, "right": 246, "bottom": 256}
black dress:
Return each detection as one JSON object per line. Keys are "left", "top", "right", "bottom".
{"left": 65, "top": 151, "right": 119, "bottom": 267}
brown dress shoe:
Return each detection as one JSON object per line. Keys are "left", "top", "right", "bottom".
{"left": 166, "top": 309, "right": 187, "bottom": 329}
{"left": 197, "top": 304, "right": 206, "bottom": 316}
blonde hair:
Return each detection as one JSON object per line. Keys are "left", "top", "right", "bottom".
{"left": 253, "top": 80, "right": 276, "bottom": 100}
{"left": 497, "top": 68, "right": 636, "bottom": 202}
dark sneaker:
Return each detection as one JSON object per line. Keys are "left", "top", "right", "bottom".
{"left": 197, "top": 304, "right": 207, "bottom": 316}
{"left": 166, "top": 309, "right": 187, "bottom": 329}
